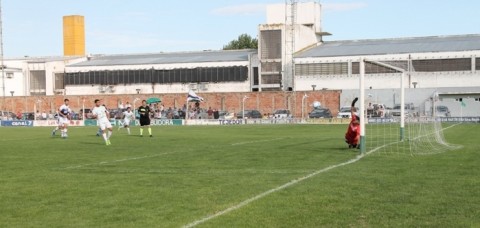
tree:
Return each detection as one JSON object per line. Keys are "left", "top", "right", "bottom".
{"left": 223, "top": 34, "right": 258, "bottom": 50}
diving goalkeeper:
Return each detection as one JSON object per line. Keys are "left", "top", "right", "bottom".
{"left": 345, "top": 97, "right": 360, "bottom": 149}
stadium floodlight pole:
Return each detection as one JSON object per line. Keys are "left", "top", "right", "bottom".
{"left": 301, "top": 93, "right": 308, "bottom": 121}
{"left": 82, "top": 98, "right": 85, "bottom": 121}
{"left": 185, "top": 98, "right": 189, "bottom": 125}
{"left": 359, "top": 58, "right": 366, "bottom": 154}
{"left": 364, "top": 58, "right": 406, "bottom": 141}
{"left": 242, "top": 95, "right": 249, "bottom": 120}
{"left": 33, "top": 102, "right": 36, "bottom": 121}
{"left": 133, "top": 98, "right": 140, "bottom": 109}
{"left": 33, "top": 99, "right": 40, "bottom": 121}
{"left": 0, "top": 0, "right": 5, "bottom": 110}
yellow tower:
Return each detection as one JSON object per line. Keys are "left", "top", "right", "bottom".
{"left": 63, "top": 15, "right": 85, "bottom": 56}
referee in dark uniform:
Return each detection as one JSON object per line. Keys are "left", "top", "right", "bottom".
{"left": 138, "top": 100, "right": 153, "bottom": 137}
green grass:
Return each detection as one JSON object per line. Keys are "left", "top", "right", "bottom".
{"left": 0, "top": 124, "right": 478, "bottom": 227}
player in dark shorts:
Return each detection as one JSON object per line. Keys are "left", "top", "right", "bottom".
{"left": 138, "top": 100, "right": 153, "bottom": 137}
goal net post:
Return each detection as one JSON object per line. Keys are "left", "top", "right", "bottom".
{"left": 357, "top": 57, "right": 461, "bottom": 156}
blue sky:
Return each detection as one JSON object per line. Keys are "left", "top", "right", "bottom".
{"left": 3, "top": 0, "right": 480, "bottom": 57}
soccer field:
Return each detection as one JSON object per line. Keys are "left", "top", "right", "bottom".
{"left": 0, "top": 124, "right": 479, "bottom": 227}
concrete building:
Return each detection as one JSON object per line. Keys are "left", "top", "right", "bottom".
{"left": 257, "top": 2, "right": 329, "bottom": 92}
{"left": 295, "top": 35, "right": 480, "bottom": 90}
{"left": 63, "top": 50, "right": 258, "bottom": 95}
{"left": 1, "top": 56, "right": 85, "bottom": 97}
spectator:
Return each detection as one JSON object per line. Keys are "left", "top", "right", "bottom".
{"left": 207, "top": 107, "right": 213, "bottom": 119}
{"left": 154, "top": 110, "right": 161, "bottom": 119}
{"left": 213, "top": 109, "right": 219, "bottom": 119}
{"left": 367, "top": 102, "right": 374, "bottom": 118}
{"left": 378, "top": 105, "right": 385, "bottom": 118}
{"left": 118, "top": 101, "right": 124, "bottom": 110}
{"left": 41, "top": 111, "right": 47, "bottom": 120}
{"left": 173, "top": 109, "right": 179, "bottom": 119}
{"left": 36, "top": 110, "right": 42, "bottom": 120}
{"left": 189, "top": 110, "right": 195, "bottom": 119}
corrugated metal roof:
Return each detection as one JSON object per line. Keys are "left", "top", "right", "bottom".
{"left": 69, "top": 49, "right": 257, "bottom": 67}
{"left": 296, "top": 34, "right": 480, "bottom": 58}
{"left": 6, "top": 56, "right": 81, "bottom": 63}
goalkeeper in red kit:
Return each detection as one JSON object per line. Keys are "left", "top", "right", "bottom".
{"left": 345, "top": 97, "right": 361, "bottom": 149}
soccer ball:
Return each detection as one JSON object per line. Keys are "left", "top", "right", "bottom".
{"left": 313, "top": 101, "right": 321, "bottom": 108}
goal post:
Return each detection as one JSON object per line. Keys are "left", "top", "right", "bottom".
{"left": 358, "top": 57, "right": 461, "bottom": 156}
{"left": 359, "top": 58, "right": 366, "bottom": 154}
{"left": 363, "top": 58, "right": 407, "bottom": 141}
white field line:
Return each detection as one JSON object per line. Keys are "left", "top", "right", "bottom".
{"left": 71, "top": 168, "right": 315, "bottom": 175}
{"left": 183, "top": 123, "right": 461, "bottom": 228}
{"left": 60, "top": 137, "right": 286, "bottom": 170}
{"left": 0, "top": 137, "right": 48, "bottom": 142}
{"left": 183, "top": 154, "right": 365, "bottom": 228}
{"left": 231, "top": 137, "right": 286, "bottom": 146}
{"left": 61, "top": 152, "right": 174, "bottom": 169}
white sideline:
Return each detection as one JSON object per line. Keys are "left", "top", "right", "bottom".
{"left": 183, "top": 124, "right": 461, "bottom": 227}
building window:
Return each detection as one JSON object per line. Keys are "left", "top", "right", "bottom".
{"left": 413, "top": 58, "right": 471, "bottom": 72}
{"left": 352, "top": 61, "right": 403, "bottom": 74}
{"left": 296, "top": 62, "right": 348, "bottom": 76}
{"left": 261, "top": 62, "right": 282, "bottom": 73}
{"left": 476, "top": 58, "right": 480, "bottom": 71}
{"left": 253, "top": 67, "right": 259, "bottom": 86}
{"left": 54, "top": 73, "right": 65, "bottom": 90}
{"left": 64, "top": 66, "right": 249, "bottom": 85}
{"left": 261, "top": 74, "right": 281, "bottom": 84}
{"left": 30, "top": 70, "right": 46, "bottom": 95}
{"left": 6, "top": 72, "right": 13, "bottom": 78}
{"left": 260, "top": 30, "right": 282, "bottom": 59}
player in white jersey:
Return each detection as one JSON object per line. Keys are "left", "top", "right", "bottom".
{"left": 92, "top": 99, "right": 113, "bottom": 145}
{"left": 54, "top": 99, "right": 71, "bottom": 138}
{"left": 118, "top": 107, "right": 134, "bottom": 134}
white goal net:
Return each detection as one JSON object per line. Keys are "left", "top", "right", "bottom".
{"left": 361, "top": 59, "right": 462, "bottom": 156}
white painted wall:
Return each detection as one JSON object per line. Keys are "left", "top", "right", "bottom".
{"left": 2, "top": 57, "right": 85, "bottom": 97}
{"left": 267, "top": 2, "right": 322, "bottom": 32}
{"left": 295, "top": 72, "right": 480, "bottom": 91}
{"left": 65, "top": 61, "right": 249, "bottom": 72}
{"left": 341, "top": 87, "right": 480, "bottom": 117}
{"left": 2, "top": 60, "right": 28, "bottom": 96}
{"left": 64, "top": 81, "right": 251, "bottom": 95}
{"left": 294, "top": 51, "right": 480, "bottom": 91}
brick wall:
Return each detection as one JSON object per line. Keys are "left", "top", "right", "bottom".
{"left": 0, "top": 90, "right": 341, "bottom": 117}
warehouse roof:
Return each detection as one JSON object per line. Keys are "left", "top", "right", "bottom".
{"left": 69, "top": 49, "right": 256, "bottom": 67}
{"left": 296, "top": 34, "right": 480, "bottom": 58}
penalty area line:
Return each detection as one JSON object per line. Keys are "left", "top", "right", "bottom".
{"left": 60, "top": 152, "right": 174, "bottom": 170}
{"left": 231, "top": 137, "right": 286, "bottom": 146}
{"left": 182, "top": 153, "right": 366, "bottom": 228}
